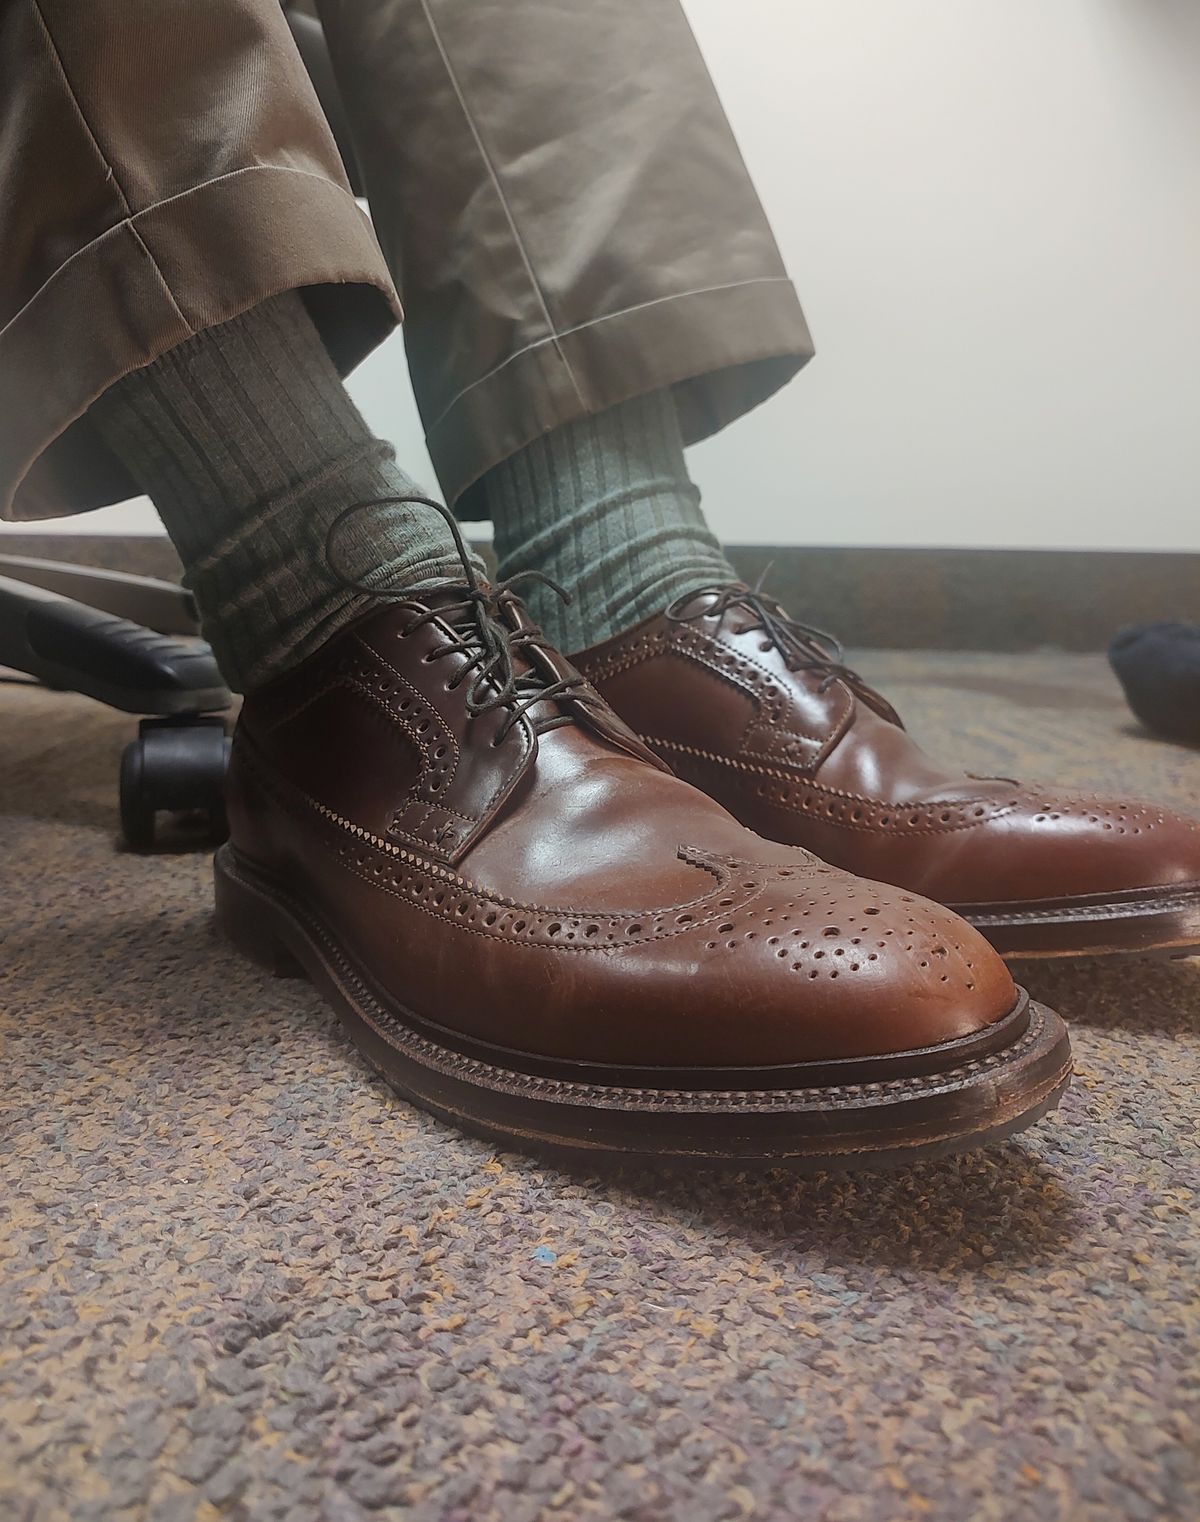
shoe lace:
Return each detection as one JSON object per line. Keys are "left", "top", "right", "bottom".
{"left": 665, "top": 575, "right": 901, "bottom": 720}
{"left": 325, "top": 493, "right": 587, "bottom": 741}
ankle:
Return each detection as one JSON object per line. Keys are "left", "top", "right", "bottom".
{"left": 89, "top": 292, "right": 483, "bottom": 693}
{"left": 485, "top": 389, "right": 737, "bottom": 652}
{"left": 186, "top": 460, "right": 485, "bottom": 692}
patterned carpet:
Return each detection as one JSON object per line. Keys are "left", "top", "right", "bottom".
{"left": 2, "top": 650, "right": 1197, "bottom": 1522}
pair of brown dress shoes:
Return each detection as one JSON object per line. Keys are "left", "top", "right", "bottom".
{"left": 215, "top": 556, "right": 1199, "bottom": 1171}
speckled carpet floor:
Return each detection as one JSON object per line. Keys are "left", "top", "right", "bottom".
{"left": 2, "top": 650, "right": 1198, "bottom": 1522}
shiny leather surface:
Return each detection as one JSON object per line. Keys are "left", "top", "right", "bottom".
{"left": 575, "top": 589, "right": 1200, "bottom": 908}
{"left": 226, "top": 592, "right": 1019, "bottom": 1070}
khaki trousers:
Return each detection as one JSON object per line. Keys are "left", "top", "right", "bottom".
{"left": 0, "top": 0, "right": 813, "bottom": 523}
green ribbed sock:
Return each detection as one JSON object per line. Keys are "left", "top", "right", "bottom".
{"left": 90, "top": 290, "right": 484, "bottom": 692}
{"left": 484, "top": 389, "right": 738, "bottom": 652}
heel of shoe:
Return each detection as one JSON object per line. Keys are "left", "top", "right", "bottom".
{"left": 214, "top": 846, "right": 306, "bottom": 979}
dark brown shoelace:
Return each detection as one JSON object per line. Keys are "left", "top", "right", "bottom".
{"left": 665, "top": 580, "right": 902, "bottom": 723}
{"left": 325, "top": 492, "right": 586, "bottom": 740}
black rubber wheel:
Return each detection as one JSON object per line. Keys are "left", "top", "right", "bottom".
{"left": 119, "top": 717, "right": 231, "bottom": 851}
{"left": 119, "top": 737, "right": 156, "bottom": 850}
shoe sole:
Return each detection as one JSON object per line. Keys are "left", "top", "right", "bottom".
{"left": 956, "top": 883, "right": 1200, "bottom": 961}
{"left": 214, "top": 846, "right": 1072, "bottom": 1171}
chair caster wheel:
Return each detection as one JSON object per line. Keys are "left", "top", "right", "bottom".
{"left": 119, "top": 715, "right": 231, "bottom": 851}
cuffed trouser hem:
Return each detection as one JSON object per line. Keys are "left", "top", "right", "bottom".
{"left": 0, "top": 165, "right": 400, "bottom": 522}
{"left": 428, "top": 275, "right": 814, "bottom": 521}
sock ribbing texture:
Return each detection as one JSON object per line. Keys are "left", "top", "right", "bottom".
{"left": 484, "top": 388, "right": 738, "bottom": 652}
{"left": 90, "top": 289, "right": 483, "bottom": 692}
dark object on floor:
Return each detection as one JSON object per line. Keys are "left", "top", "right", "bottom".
{"left": 1110, "top": 621, "right": 1200, "bottom": 746}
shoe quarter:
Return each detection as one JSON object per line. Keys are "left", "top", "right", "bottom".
{"left": 249, "top": 616, "right": 536, "bottom": 866}
{"left": 589, "top": 620, "right": 855, "bottom": 778}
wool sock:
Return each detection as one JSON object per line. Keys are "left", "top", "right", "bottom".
{"left": 485, "top": 389, "right": 739, "bottom": 652}
{"left": 90, "top": 290, "right": 485, "bottom": 693}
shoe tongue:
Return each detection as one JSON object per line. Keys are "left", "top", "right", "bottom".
{"left": 411, "top": 582, "right": 573, "bottom": 732}
{"left": 494, "top": 593, "right": 583, "bottom": 734}
{"left": 672, "top": 583, "right": 905, "bottom": 728}
{"left": 407, "top": 585, "right": 665, "bottom": 766}
{"left": 670, "top": 586, "right": 736, "bottom": 620}
{"left": 674, "top": 582, "right": 824, "bottom": 653}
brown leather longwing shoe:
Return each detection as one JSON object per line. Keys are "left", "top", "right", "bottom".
{"left": 573, "top": 585, "right": 1200, "bottom": 961}
{"left": 216, "top": 575, "right": 1069, "bottom": 1167}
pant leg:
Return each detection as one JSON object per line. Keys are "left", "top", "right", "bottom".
{"left": 0, "top": 0, "right": 401, "bottom": 522}
{"left": 315, "top": 0, "right": 814, "bottom": 519}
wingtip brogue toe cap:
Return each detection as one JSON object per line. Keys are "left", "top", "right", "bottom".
{"left": 944, "top": 790, "right": 1200, "bottom": 906}
{"left": 639, "top": 862, "right": 1020, "bottom": 1068}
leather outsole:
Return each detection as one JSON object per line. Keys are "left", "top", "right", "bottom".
{"left": 214, "top": 846, "right": 1072, "bottom": 1171}
{"left": 956, "top": 882, "right": 1200, "bottom": 961}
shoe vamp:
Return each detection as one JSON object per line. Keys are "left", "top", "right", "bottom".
{"left": 819, "top": 700, "right": 1002, "bottom": 803}
{"left": 462, "top": 726, "right": 820, "bottom": 911}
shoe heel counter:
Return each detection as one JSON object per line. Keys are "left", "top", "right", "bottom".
{"left": 224, "top": 718, "right": 288, "bottom": 874}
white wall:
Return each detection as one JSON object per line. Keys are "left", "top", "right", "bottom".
{"left": 9, "top": 0, "right": 1198, "bottom": 549}
{"left": 685, "top": 0, "right": 1200, "bottom": 551}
